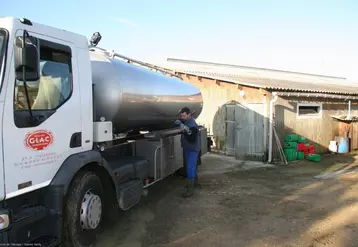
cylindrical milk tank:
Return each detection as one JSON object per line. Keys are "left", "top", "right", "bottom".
{"left": 89, "top": 50, "right": 203, "bottom": 134}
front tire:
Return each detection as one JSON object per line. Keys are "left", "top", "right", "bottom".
{"left": 63, "top": 171, "right": 104, "bottom": 247}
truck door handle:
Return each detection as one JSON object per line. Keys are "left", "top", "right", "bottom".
{"left": 70, "top": 132, "right": 82, "bottom": 148}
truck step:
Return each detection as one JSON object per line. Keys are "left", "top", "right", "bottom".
{"left": 12, "top": 205, "right": 47, "bottom": 222}
{"left": 117, "top": 179, "right": 143, "bottom": 211}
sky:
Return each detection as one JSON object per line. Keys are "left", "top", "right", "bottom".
{"left": 1, "top": 0, "right": 358, "bottom": 80}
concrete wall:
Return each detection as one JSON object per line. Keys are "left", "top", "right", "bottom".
{"left": 274, "top": 97, "right": 358, "bottom": 157}
{"left": 178, "top": 73, "right": 267, "bottom": 150}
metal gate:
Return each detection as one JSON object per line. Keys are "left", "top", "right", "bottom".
{"left": 225, "top": 103, "right": 265, "bottom": 160}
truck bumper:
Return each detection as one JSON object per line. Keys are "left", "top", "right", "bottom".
{"left": 0, "top": 206, "right": 61, "bottom": 246}
{"left": 0, "top": 186, "right": 64, "bottom": 246}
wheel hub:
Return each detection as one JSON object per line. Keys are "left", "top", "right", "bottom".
{"left": 80, "top": 191, "right": 102, "bottom": 230}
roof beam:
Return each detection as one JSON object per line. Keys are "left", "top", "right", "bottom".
{"left": 276, "top": 92, "right": 358, "bottom": 100}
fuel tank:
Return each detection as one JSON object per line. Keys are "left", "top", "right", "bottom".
{"left": 90, "top": 48, "right": 203, "bottom": 134}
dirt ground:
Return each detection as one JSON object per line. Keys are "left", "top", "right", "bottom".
{"left": 95, "top": 151, "right": 358, "bottom": 247}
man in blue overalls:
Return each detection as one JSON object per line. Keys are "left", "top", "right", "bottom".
{"left": 174, "top": 107, "right": 201, "bottom": 198}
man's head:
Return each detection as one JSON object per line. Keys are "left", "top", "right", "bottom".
{"left": 179, "top": 107, "right": 191, "bottom": 121}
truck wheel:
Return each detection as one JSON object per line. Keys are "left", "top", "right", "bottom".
{"left": 63, "top": 171, "right": 104, "bottom": 247}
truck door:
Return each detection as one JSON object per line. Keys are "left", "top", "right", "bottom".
{"left": 2, "top": 30, "right": 83, "bottom": 198}
{"left": 0, "top": 29, "right": 8, "bottom": 200}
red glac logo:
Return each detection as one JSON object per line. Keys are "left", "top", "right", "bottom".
{"left": 24, "top": 130, "right": 54, "bottom": 151}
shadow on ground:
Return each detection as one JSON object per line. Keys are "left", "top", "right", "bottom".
{"left": 95, "top": 151, "right": 358, "bottom": 247}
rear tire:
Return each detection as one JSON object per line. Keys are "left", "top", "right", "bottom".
{"left": 63, "top": 171, "right": 104, "bottom": 247}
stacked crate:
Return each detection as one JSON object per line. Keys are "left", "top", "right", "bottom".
{"left": 283, "top": 134, "right": 321, "bottom": 162}
{"left": 283, "top": 134, "right": 299, "bottom": 161}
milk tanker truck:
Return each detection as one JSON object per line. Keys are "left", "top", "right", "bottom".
{"left": 0, "top": 17, "right": 207, "bottom": 246}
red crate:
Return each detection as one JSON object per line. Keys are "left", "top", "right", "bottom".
{"left": 297, "top": 143, "right": 306, "bottom": 152}
{"left": 308, "top": 145, "right": 315, "bottom": 154}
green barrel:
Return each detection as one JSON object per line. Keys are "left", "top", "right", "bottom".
{"left": 298, "top": 136, "right": 307, "bottom": 143}
{"left": 306, "top": 154, "right": 321, "bottom": 162}
{"left": 284, "top": 148, "right": 297, "bottom": 161}
{"left": 297, "top": 151, "right": 305, "bottom": 160}
{"left": 284, "top": 134, "right": 299, "bottom": 142}
{"left": 284, "top": 141, "right": 298, "bottom": 149}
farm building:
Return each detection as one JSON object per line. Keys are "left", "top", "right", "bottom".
{"left": 166, "top": 58, "right": 358, "bottom": 162}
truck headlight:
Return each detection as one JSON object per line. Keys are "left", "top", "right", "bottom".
{"left": 0, "top": 214, "right": 9, "bottom": 230}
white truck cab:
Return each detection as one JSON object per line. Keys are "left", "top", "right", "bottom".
{"left": 0, "top": 17, "right": 207, "bottom": 246}
{"left": 0, "top": 17, "right": 93, "bottom": 199}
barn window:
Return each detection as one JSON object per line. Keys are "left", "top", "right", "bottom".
{"left": 297, "top": 103, "right": 322, "bottom": 118}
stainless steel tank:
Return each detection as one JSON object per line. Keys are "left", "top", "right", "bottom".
{"left": 89, "top": 49, "right": 203, "bottom": 134}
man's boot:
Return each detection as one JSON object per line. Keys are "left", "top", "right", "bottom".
{"left": 184, "top": 176, "right": 200, "bottom": 188}
{"left": 182, "top": 179, "right": 195, "bottom": 198}
{"left": 195, "top": 174, "right": 201, "bottom": 188}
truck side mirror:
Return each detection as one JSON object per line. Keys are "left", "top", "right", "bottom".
{"left": 14, "top": 32, "right": 40, "bottom": 81}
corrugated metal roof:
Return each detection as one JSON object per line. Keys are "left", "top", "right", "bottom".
{"left": 167, "top": 58, "right": 347, "bottom": 80}
{"left": 175, "top": 70, "right": 358, "bottom": 95}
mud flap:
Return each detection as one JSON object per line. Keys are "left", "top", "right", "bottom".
{"left": 117, "top": 179, "right": 143, "bottom": 211}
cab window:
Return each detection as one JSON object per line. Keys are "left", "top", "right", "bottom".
{"left": 14, "top": 38, "right": 73, "bottom": 128}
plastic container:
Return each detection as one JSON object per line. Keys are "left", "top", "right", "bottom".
{"left": 329, "top": 144, "right": 338, "bottom": 153}
{"left": 330, "top": 140, "right": 337, "bottom": 146}
{"left": 297, "top": 136, "right": 307, "bottom": 143}
{"left": 304, "top": 145, "right": 310, "bottom": 158}
{"left": 306, "top": 154, "right": 321, "bottom": 162}
{"left": 284, "top": 134, "right": 299, "bottom": 142}
{"left": 329, "top": 140, "right": 338, "bottom": 153}
{"left": 297, "top": 151, "right": 305, "bottom": 160}
{"left": 297, "top": 143, "right": 306, "bottom": 152}
{"left": 284, "top": 148, "right": 297, "bottom": 161}
{"left": 337, "top": 137, "right": 349, "bottom": 153}
{"left": 308, "top": 145, "right": 315, "bottom": 154}
{"left": 284, "top": 142, "right": 298, "bottom": 149}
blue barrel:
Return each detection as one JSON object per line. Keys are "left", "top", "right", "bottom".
{"left": 337, "top": 137, "right": 350, "bottom": 153}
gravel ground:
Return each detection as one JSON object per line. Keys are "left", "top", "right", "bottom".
{"left": 95, "top": 152, "right": 358, "bottom": 247}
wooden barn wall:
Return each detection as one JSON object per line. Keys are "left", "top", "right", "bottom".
{"left": 350, "top": 122, "right": 358, "bottom": 150}
{"left": 178, "top": 74, "right": 267, "bottom": 150}
{"left": 274, "top": 97, "right": 358, "bottom": 159}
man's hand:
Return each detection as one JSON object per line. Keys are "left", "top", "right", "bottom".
{"left": 174, "top": 120, "right": 192, "bottom": 135}
{"left": 174, "top": 120, "right": 182, "bottom": 126}
{"left": 182, "top": 125, "right": 192, "bottom": 135}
